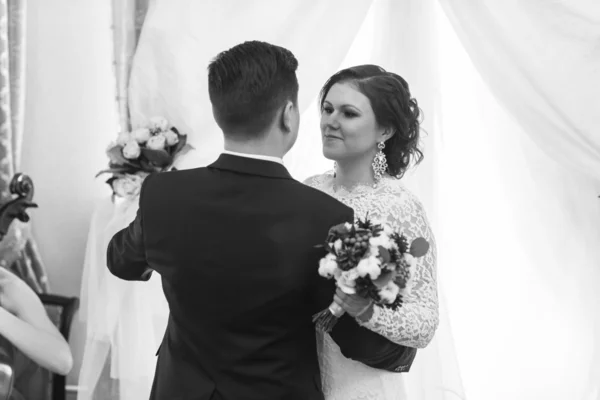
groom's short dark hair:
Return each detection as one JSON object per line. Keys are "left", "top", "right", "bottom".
{"left": 208, "top": 41, "right": 299, "bottom": 139}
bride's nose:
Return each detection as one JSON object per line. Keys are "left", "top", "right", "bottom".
{"left": 323, "top": 114, "right": 340, "bottom": 130}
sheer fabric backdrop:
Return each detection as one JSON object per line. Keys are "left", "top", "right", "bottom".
{"left": 435, "top": 2, "right": 600, "bottom": 398}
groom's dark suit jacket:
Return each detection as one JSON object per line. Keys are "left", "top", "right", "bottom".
{"left": 107, "top": 154, "right": 415, "bottom": 400}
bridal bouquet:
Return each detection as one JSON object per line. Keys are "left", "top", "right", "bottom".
{"left": 313, "top": 217, "right": 430, "bottom": 332}
{"left": 96, "top": 116, "right": 193, "bottom": 198}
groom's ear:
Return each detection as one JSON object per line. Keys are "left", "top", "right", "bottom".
{"left": 281, "top": 101, "right": 295, "bottom": 133}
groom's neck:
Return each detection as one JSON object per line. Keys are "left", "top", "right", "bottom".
{"left": 223, "top": 137, "right": 284, "bottom": 159}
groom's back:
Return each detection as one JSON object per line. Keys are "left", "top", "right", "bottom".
{"left": 143, "top": 155, "right": 352, "bottom": 400}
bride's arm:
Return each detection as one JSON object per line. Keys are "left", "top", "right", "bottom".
{"left": 357, "top": 193, "right": 439, "bottom": 349}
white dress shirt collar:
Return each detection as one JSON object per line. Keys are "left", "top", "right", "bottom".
{"left": 222, "top": 150, "right": 284, "bottom": 165}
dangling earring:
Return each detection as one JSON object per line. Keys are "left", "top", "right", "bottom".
{"left": 372, "top": 142, "right": 388, "bottom": 184}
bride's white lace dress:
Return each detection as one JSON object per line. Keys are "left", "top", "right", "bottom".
{"left": 306, "top": 173, "right": 439, "bottom": 400}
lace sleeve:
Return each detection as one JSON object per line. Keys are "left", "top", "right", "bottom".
{"left": 357, "top": 191, "right": 439, "bottom": 348}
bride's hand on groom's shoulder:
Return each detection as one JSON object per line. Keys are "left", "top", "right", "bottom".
{"left": 334, "top": 288, "right": 374, "bottom": 322}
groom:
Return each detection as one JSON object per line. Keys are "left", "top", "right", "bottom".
{"left": 107, "top": 41, "right": 412, "bottom": 400}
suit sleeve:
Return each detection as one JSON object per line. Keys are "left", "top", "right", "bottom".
{"left": 317, "top": 206, "right": 419, "bottom": 373}
{"left": 106, "top": 174, "right": 154, "bottom": 281}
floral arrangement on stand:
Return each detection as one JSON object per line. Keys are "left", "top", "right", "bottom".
{"left": 96, "top": 116, "right": 193, "bottom": 199}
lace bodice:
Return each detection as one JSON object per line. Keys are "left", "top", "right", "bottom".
{"left": 306, "top": 173, "right": 439, "bottom": 348}
{"left": 306, "top": 173, "right": 439, "bottom": 399}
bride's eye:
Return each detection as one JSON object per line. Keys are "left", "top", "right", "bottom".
{"left": 322, "top": 106, "right": 334, "bottom": 114}
{"left": 343, "top": 111, "right": 357, "bottom": 118}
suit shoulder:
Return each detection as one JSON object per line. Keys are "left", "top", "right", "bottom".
{"left": 145, "top": 167, "right": 207, "bottom": 186}
{"left": 286, "top": 175, "right": 352, "bottom": 216}
{"left": 140, "top": 168, "right": 208, "bottom": 203}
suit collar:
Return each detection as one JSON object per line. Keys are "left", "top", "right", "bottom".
{"left": 208, "top": 153, "right": 293, "bottom": 180}
{"left": 221, "top": 150, "right": 284, "bottom": 165}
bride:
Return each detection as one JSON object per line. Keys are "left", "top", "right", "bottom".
{"left": 306, "top": 65, "right": 438, "bottom": 399}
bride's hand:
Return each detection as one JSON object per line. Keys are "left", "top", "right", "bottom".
{"left": 334, "top": 288, "right": 373, "bottom": 320}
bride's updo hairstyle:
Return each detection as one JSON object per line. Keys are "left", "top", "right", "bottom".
{"left": 319, "top": 65, "right": 423, "bottom": 179}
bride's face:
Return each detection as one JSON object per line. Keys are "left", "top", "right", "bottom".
{"left": 320, "top": 83, "right": 384, "bottom": 162}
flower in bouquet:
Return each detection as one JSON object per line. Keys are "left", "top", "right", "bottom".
{"left": 163, "top": 129, "right": 180, "bottom": 146}
{"left": 132, "top": 128, "right": 151, "bottom": 144}
{"left": 96, "top": 116, "right": 194, "bottom": 199}
{"left": 146, "top": 134, "right": 166, "bottom": 150}
{"left": 149, "top": 116, "right": 169, "bottom": 132}
{"left": 356, "top": 255, "right": 381, "bottom": 280}
{"left": 122, "top": 140, "right": 141, "bottom": 159}
{"left": 312, "top": 216, "right": 430, "bottom": 332}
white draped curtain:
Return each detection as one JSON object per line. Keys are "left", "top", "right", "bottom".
{"left": 112, "top": 0, "right": 149, "bottom": 132}
{"left": 438, "top": 0, "right": 600, "bottom": 182}
{"left": 434, "top": 1, "right": 600, "bottom": 399}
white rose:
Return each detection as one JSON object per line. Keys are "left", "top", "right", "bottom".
{"left": 369, "top": 233, "right": 392, "bottom": 249}
{"left": 379, "top": 291, "right": 394, "bottom": 303}
{"left": 318, "top": 254, "right": 338, "bottom": 278}
{"left": 379, "top": 281, "right": 400, "bottom": 303}
{"left": 112, "top": 173, "right": 147, "bottom": 198}
{"left": 381, "top": 233, "right": 393, "bottom": 249}
{"left": 403, "top": 253, "right": 417, "bottom": 269}
{"left": 341, "top": 267, "right": 359, "bottom": 282}
{"left": 356, "top": 256, "right": 381, "bottom": 279}
{"left": 146, "top": 134, "right": 166, "bottom": 150}
{"left": 163, "top": 129, "right": 180, "bottom": 146}
{"left": 344, "top": 222, "right": 353, "bottom": 230}
{"left": 122, "top": 140, "right": 141, "bottom": 159}
{"left": 132, "top": 128, "right": 151, "bottom": 144}
{"left": 116, "top": 131, "right": 131, "bottom": 146}
{"left": 368, "top": 245, "right": 380, "bottom": 258}
{"left": 369, "top": 235, "right": 383, "bottom": 248}
{"left": 149, "top": 116, "right": 169, "bottom": 132}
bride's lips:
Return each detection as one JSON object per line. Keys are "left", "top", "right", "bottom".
{"left": 323, "top": 134, "right": 342, "bottom": 141}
